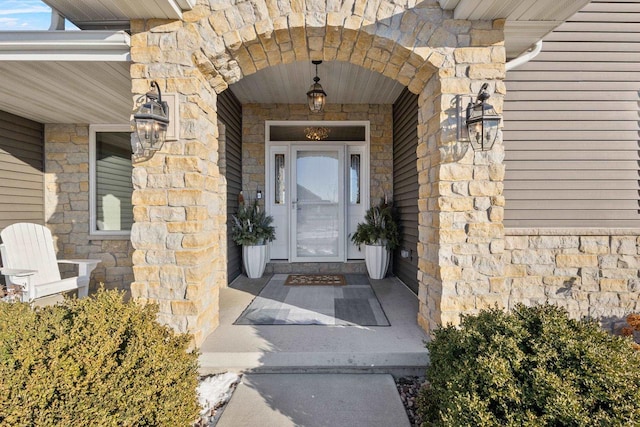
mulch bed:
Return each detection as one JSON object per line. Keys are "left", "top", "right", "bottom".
{"left": 395, "top": 376, "right": 427, "bottom": 427}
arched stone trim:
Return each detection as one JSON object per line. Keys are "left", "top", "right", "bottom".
{"left": 128, "top": 1, "right": 508, "bottom": 345}
{"left": 182, "top": 1, "right": 470, "bottom": 95}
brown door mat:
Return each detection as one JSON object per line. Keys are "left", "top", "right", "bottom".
{"left": 284, "top": 274, "right": 347, "bottom": 286}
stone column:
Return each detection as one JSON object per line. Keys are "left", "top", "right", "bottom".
{"left": 129, "top": 18, "right": 226, "bottom": 346}
{"left": 417, "top": 20, "right": 507, "bottom": 331}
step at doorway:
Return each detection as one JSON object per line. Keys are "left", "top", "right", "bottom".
{"left": 265, "top": 261, "right": 367, "bottom": 275}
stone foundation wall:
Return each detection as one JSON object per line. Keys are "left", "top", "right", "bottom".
{"left": 504, "top": 229, "right": 640, "bottom": 331}
{"left": 44, "top": 124, "right": 133, "bottom": 292}
{"left": 242, "top": 103, "right": 393, "bottom": 204}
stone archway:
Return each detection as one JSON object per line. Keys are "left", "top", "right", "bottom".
{"left": 129, "top": 1, "right": 507, "bottom": 345}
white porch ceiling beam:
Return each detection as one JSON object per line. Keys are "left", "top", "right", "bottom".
{"left": 450, "top": 0, "right": 590, "bottom": 21}
{"left": 42, "top": 0, "right": 194, "bottom": 23}
{"left": 438, "top": 0, "right": 460, "bottom": 10}
{"left": 0, "top": 61, "right": 131, "bottom": 124}
{"left": 439, "top": 0, "right": 590, "bottom": 58}
{"left": 0, "top": 31, "right": 130, "bottom": 61}
{"left": 504, "top": 21, "right": 562, "bottom": 60}
{"left": 174, "top": 0, "right": 196, "bottom": 11}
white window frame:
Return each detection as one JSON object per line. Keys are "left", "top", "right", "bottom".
{"left": 89, "top": 124, "right": 132, "bottom": 238}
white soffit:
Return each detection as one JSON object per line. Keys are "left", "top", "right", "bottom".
{"left": 42, "top": 0, "right": 194, "bottom": 24}
{"left": 0, "top": 31, "right": 130, "bottom": 61}
{"left": 439, "top": 0, "right": 590, "bottom": 58}
{"left": 230, "top": 61, "right": 405, "bottom": 105}
{"left": 0, "top": 61, "right": 131, "bottom": 124}
{"left": 0, "top": 30, "right": 131, "bottom": 123}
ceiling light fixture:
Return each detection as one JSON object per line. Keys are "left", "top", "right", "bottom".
{"left": 304, "top": 126, "right": 330, "bottom": 141}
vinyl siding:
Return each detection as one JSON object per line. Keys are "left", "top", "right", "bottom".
{"left": 392, "top": 88, "right": 419, "bottom": 294}
{"left": 219, "top": 90, "right": 243, "bottom": 283}
{"left": 503, "top": 0, "right": 640, "bottom": 228}
{"left": 0, "top": 111, "right": 44, "bottom": 229}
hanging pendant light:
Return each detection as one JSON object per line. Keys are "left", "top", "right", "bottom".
{"left": 307, "top": 60, "right": 327, "bottom": 113}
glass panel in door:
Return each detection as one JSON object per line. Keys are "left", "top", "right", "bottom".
{"left": 292, "top": 147, "right": 344, "bottom": 261}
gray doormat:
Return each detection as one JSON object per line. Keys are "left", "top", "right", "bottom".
{"left": 284, "top": 274, "right": 346, "bottom": 286}
{"left": 234, "top": 274, "right": 390, "bottom": 326}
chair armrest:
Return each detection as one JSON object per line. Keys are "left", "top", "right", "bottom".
{"left": 58, "top": 259, "right": 101, "bottom": 266}
{"left": 0, "top": 268, "right": 37, "bottom": 277}
{"left": 57, "top": 260, "right": 100, "bottom": 293}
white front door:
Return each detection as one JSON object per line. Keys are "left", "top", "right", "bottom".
{"left": 265, "top": 121, "right": 369, "bottom": 262}
{"left": 291, "top": 145, "right": 345, "bottom": 262}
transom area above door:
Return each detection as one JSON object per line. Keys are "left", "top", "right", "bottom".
{"left": 265, "top": 121, "right": 370, "bottom": 263}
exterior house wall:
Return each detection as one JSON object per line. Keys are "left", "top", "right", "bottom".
{"left": 499, "top": 0, "right": 640, "bottom": 330}
{"left": 44, "top": 124, "right": 134, "bottom": 291}
{"left": 392, "top": 88, "right": 419, "bottom": 294}
{"left": 129, "top": 0, "right": 507, "bottom": 344}
{"left": 218, "top": 90, "right": 243, "bottom": 284}
{"left": 503, "top": 0, "right": 640, "bottom": 228}
{"left": 241, "top": 103, "right": 393, "bottom": 205}
{"left": 0, "top": 111, "right": 44, "bottom": 230}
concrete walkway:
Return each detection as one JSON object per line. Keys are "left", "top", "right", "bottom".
{"left": 199, "top": 274, "right": 430, "bottom": 376}
{"left": 216, "top": 373, "right": 411, "bottom": 427}
{"left": 201, "top": 274, "right": 427, "bottom": 426}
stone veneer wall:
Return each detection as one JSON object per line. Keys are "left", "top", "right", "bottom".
{"left": 130, "top": 17, "right": 227, "bottom": 344}
{"left": 44, "top": 124, "right": 134, "bottom": 291}
{"left": 503, "top": 229, "right": 640, "bottom": 331}
{"left": 416, "top": 27, "right": 507, "bottom": 331}
{"left": 242, "top": 103, "right": 393, "bottom": 203}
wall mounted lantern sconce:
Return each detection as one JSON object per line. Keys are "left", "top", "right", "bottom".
{"left": 307, "top": 60, "right": 327, "bottom": 113}
{"left": 463, "top": 83, "right": 501, "bottom": 151}
{"left": 133, "top": 81, "right": 170, "bottom": 155}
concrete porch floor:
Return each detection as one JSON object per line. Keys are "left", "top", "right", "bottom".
{"left": 199, "top": 274, "right": 430, "bottom": 376}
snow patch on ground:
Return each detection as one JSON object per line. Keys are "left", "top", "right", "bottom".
{"left": 198, "top": 372, "right": 241, "bottom": 417}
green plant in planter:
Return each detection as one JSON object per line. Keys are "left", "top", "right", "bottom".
{"left": 231, "top": 198, "right": 276, "bottom": 246}
{"left": 350, "top": 201, "right": 399, "bottom": 250}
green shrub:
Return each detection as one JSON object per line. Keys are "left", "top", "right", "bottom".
{"left": 0, "top": 289, "right": 200, "bottom": 426}
{"left": 419, "top": 304, "right": 640, "bottom": 426}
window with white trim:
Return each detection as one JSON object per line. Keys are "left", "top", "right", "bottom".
{"left": 89, "top": 125, "right": 133, "bottom": 236}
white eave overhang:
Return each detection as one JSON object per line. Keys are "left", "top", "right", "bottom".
{"left": 0, "top": 31, "right": 132, "bottom": 124}
{"left": 0, "top": 31, "right": 130, "bottom": 61}
{"left": 439, "top": 0, "right": 590, "bottom": 59}
{"left": 42, "top": 0, "right": 195, "bottom": 27}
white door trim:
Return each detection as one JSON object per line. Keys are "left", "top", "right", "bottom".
{"left": 265, "top": 120, "right": 370, "bottom": 262}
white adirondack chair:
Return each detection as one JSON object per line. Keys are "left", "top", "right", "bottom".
{"left": 0, "top": 223, "right": 100, "bottom": 302}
